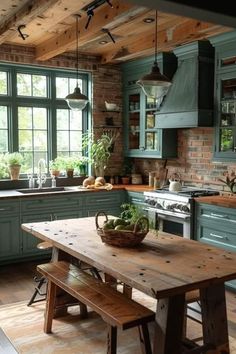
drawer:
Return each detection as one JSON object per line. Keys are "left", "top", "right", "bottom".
{"left": 197, "top": 204, "right": 236, "bottom": 224}
{"left": 198, "top": 223, "right": 236, "bottom": 252}
{"left": 0, "top": 200, "right": 20, "bottom": 216}
{"left": 20, "top": 194, "right": 81, "bottom": 213}
{"left": 85, "top": 191, "right": 124, "bottom": 207}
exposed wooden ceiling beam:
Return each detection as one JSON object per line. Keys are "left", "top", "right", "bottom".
{"left": 101, "top": 19, "right": 230, "bottom": 63}
{"left": 35, "top": 0, "right": 146, "bottom": 61}
{"left": 0, "top": 0, "right": 60, "bottom": 45}
{"left": 126, "top": 0, "right": 236, "bottom": 28}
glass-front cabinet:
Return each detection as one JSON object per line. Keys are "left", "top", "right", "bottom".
{"left": 123, "top": 53, "right": 178, "bottom": 158}
{"left": 127, "top": 89, "right": 158, "bottom": 154}
{"left": 216, "top": 75, "right": 236, "bottom": 156}
{"left": 211, "top": 31, "right": 236, "bottom": 160}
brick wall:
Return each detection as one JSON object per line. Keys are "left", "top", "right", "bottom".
{"left": 0, "top": 44, "right": 123, "bottom": 178}
{"left": 135, "top": 127, "right": 236, "bottom": 192}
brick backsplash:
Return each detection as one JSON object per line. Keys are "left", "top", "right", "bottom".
{"left": 1, "top": 44, "right": 236, "bottom": 191}
{"left": 135, "top": 128, "right": 236, "bottom": 192}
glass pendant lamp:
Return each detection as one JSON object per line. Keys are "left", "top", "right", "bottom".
{"left": 137, "top": 11, "right": 172, "bottom": 100}
{"left": 65, "top": 15, "right": 89, "bottom": 111}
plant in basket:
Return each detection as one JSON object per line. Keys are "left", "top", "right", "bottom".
{"left": 95, "top": 211, "right": 149, "bottom": 248}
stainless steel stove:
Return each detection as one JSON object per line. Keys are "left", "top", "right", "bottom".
{"left": 144, "top": 187, "right": 219, "bottom": 239}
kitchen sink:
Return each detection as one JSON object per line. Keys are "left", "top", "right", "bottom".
{"left": 16, "top": 187, "right": 66, "bottom": 194}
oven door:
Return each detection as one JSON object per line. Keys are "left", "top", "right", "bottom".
{"left": 145, "top": 207, "right": 191, "bottom": 239}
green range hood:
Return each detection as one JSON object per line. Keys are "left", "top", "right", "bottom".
{"left": 156, "top": 40, "right": 215, "bottom": 128}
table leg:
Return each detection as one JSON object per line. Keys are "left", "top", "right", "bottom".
{"left": 153, "top": 294, "right": 185, "bottom": 354}
{"left": 200, "top": 283, "right": 230, "bottom": 353}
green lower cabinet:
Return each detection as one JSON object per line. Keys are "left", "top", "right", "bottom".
{"left": 195, "top": 202, "right": 236, "bottom": 291}
{"left": 0, "top": 200, "right": 21, "bottom": 262}
{"left": 21, "top": 213, "right": 53, "bottom": 256}
{"left": 83, "top": 190, "right": 126, "bottom": 218}
{"left": 0, "top": 215, "right": 21, "bottom": 260}
{"left": 126, "top": 191, "right": 146, "bottom": 211}
{"left": 0, "top": 190, "right": 126, "bottom": 264}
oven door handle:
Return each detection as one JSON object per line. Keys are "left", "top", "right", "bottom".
{"left": 145, "top": 207, "right": 190, "bottom": 220}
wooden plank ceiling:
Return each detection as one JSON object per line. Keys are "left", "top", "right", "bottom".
{"left": 0, "top": 0, "right": 232, "bottom": 64}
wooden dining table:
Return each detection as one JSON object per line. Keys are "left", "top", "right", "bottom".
{"left": 21, "top": 216, "right": 236, "bottom": 354}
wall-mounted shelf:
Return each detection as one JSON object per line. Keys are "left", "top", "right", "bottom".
{"left": 94, "top": 125, "right": 122, "bottom": 129}
{"left": 101, "top": 110, "right": 121, "bottom": 113}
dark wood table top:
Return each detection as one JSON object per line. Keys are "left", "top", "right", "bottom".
{"left": 21, "top": 216, "right": 236, "bottom": 300}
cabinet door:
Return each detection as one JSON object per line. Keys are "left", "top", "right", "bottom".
{"left": 21, "top": 213, "right": 53, "bottom": 255}
{"left": 0, "top": 216, "right": 21, "bottom": 260}
{"left": 124, "top": 87, "right": 142, "bottom": 154}
{"left": 84, "top": 191, "right": 125, "bottom": 217}
{"left": 214, "top": 72, "right": 236, "bottom": 160}
{"left": 195, "top": 202, "right": 236, "bottom": 291}
{"left": 124, "top": 86, "right": 177, "bottom": 158}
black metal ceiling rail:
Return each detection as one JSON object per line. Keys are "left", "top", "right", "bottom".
{"left": 82, "top": 0, "right": 113, "bottom": 29}
{"left": 101, "top": 28, "right": 116, "bottom": 43}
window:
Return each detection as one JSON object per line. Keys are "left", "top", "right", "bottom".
{"left": 0, "top": 64, "right": 90, "bottom": 175}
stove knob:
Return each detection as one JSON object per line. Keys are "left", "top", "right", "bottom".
{"left": 155, "top": 202, "right": 163, "bottom": 209}
{"left": 149, "top": 199, "right": 156, "bottom": 206}
{"left": 166, "top": 204, "right": 175, "bottom": 210}
{"left": 181, "top": 205, "right": 190, "bottom": 213}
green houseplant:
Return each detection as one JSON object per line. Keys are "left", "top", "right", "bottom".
{"left": 4, "top": 152, "right": 24, "bottom": 180}
{"left": 49, "top": 157, "right": 64, "bottom": 177}
{"left": 0, "top": 154, "right": 9, "bottom": 179}
{"left": 83, "top": 133, "right": 113, "bottom": 177}
{"left": 120, "top": 157, "right": 133, "bottom": 184}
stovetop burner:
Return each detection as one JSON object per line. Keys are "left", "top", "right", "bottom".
{"left": 153, "top": 186, "right": 219, "bottom": 198}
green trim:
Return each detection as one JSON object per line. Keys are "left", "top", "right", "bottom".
{"left": 0, "top": 62, "right": 91, "bottom": 176}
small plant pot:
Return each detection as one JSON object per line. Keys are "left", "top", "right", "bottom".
{"left": 9, "top": 164, "right": 21, "bottom": 180}
{"left": 50, "top": 170, "right": 60, "bottom": 177}
{"left": 121, "top": 176, "right": 130, "bottom": 185}
{"left": 66, "top": 169, "right": 74, "bottom": 178}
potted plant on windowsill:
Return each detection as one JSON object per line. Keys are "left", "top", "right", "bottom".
{"left": 0, "top": 154, "right": 10, "bottom": 179}
{"left": 4, "top": 152, "right": 24, "bottom": 180}
{"left": 49, "top": 157, "right": 63, "bottom": 177}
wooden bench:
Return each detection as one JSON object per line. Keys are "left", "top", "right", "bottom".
{"left": 37, "top": 261, "right": 155, "bottom": 354}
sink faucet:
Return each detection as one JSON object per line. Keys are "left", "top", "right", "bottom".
{"left": 37, "top": 159, "right": 47, "bottom": 189}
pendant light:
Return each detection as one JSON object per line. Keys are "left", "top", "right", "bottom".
{"left": 65, "top": 15, "right": 89, "bottom": 111}
{"left": 137, "top": 11, "right": 172, "bottom": 100}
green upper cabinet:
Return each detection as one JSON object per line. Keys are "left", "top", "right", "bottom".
{"left": 122, "top": 53, "right": 178, "bottom": 158}
{"left": 211, "top": 31, "right": 236, "bottom": 161}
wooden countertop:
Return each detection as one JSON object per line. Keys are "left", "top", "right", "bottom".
{"left": 0, "top": 184, "right": 151, "bottom": 200}
{"left": 195, "top": 195, "right": 236, "bottom": 208}
{"left": 112, "top": 184, "right": 153, "bottom": 192}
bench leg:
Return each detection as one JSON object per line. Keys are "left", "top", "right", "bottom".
{"left": 107, "top": 325, "right": 117, "bottom": 354}
{"left": 139, "top": 323, "right": 152, "bottom": 354}
{"left": 44, "top": 280, "right": 57, "bottom": 334}
{"left": 123, "top": 284, "right": 132, "bottom": 298}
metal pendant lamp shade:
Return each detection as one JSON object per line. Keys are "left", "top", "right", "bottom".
{"left": 65, "top": 15, "right": 89, "bottom": 111}
{"left": 137, "top": 11, "right": 172, "bottom": 100}
{"left": 66, "top": 86, "right": 89, "bottom": 110}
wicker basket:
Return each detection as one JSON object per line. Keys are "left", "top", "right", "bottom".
{"left": 95, "top": 211, "right": 149, "bottom": 247}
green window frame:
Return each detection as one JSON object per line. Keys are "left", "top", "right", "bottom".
{"left": 0, "top": 63, "right": 90, "bottom": 176}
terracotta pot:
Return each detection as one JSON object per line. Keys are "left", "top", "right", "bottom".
{"left": 50, "top": 170, "right": 60, "bottom": 177}
{"left": 121, "top": 176, "right": 130, "bottom": 185}
{"left": 9, "top": 164, "right": 21, "bottom": 180}
{"left": 66, "top": 169, "right": 74, "bottom": 178}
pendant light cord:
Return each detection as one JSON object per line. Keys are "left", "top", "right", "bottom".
{"left": 154, "top": 10, "right": 158, "bottom": 64}
{"left": 76, "top": 14, "right": 79, "bottom": 88}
